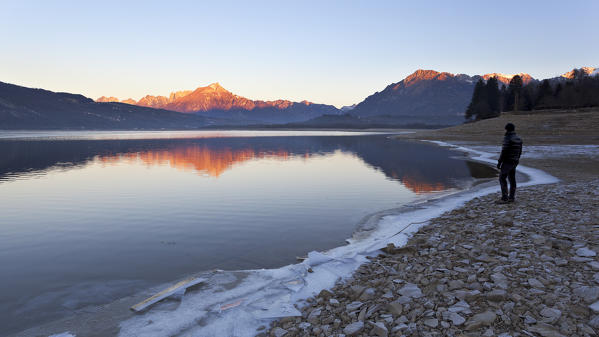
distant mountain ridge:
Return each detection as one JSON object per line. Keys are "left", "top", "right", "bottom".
{"left": 557, "top": 66, "right": 598, "bottom": 80}
{"left": 347, "top": 67, "right": 596, "bottom": 125}
{"left": 481, "top": 73, "right": 535, "bottom": 86}
{"left": 96, "top": 83, "right": 340, "bottom": 124}
{"left": 349, "top": 69, "right": 479, "bottom": 125}
{"left": 0, "top": 81, "right": 227, "bottom": 130}
{"left": 3, "top": 66, "right": 596, "bottom": 130}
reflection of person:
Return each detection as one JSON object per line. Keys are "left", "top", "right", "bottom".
{"left": 497, "top": 123, "right": 523, "bottom": 203}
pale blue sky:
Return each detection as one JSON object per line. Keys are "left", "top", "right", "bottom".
{"left": 1, "top": 0, "right": 597, "bottom": 107}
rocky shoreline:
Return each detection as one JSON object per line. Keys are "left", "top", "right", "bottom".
{"left": 263, "top": 178, "right": 599, "bottom": 337}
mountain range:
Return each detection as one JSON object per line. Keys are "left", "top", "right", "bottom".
{"left": 97, "top": 83, "right": 340, "bottom": 124}
{"left": 347, "top": 67, "right": 596, "bottom": 125}
{"left": 0, "top": 81, "right": 227, "bottom": 130}
{"left": 348, "top": 70, "right": 542, "bottom": 125}
{"left": 1, "top": 67, "right": 596, "bottom": 130}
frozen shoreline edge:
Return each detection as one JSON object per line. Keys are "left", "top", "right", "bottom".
{"left": 105, "top": 141, "right": 558, "bottom": 337}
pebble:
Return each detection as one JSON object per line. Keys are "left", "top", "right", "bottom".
{"left": 346, "top": 301, "right": 363, "bottom": 311}
{"left": 386, "top": 301, "right": 402, "bottom": 316}
{"left": 465, "top": 311, "right": 496, "bottom": 330}
{"left": 527, "top": 322, "right": 566, "bottom": 337}
{"left": 448, "top": 312, "right": 465, "bottom": 325}
{"left": 270, "top": 327, "right": 287, "bottom": 337}
{"left": 397, "top": 283, "right": 423, "bottom": 298}
{"left": 342, "top": 321, "right": 364, "bottom": 336}
{"left": 540, "top": 307, "right": 561, "bottom": 319}
{"left": 528, "top": 278, "right": 545, "bottom": 289}
{"left": 449, "top": 300, "right": 471, "bottom": 314}
{"left": 486, "top": 289, "right": 506, "bottom": 301}
{"left": 423, "top": 318, "right": 438, "bottom": 328}
{"left": 573, "top": 286, "right": 599, "bottom": 303}
{"left": 576, "top": 247, "right": 597, "bottom": 257}
{"left": 369, "top": 321, "right": 388, "bottom": 337}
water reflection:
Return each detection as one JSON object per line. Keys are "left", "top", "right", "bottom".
{"left": 0, "top": 135, "right": 493, "bottom": 193}
{"left": 98, "top": 147, "right": 293, "bottom": 178}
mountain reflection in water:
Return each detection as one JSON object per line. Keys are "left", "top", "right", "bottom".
{"left": 0, "top": 135, "right": 495, "bottom": 194}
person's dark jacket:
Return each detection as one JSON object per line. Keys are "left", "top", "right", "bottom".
{"left": 498, "top": 131, "right": 523, "bottom": 165}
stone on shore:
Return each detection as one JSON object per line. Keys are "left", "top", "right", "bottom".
{"left": 386, "top": 301, "right": 403, "bottom": 316}
{"left": 464, "top": 311, "right": 496, "bottom": 330}
{"left": 486, "top": 289, "right": 506, "bottom": 301}
{"left": 527, "top": 322, "right": 566, "bottom": 337}
{"left": 576, "top": 247, "right": 597, "bottom": 257}
{"left": 343, "top": 321, "right": 364, "bottom": 336}
{"left": 369, "top": 321, "right": 388, "bottom": 337}
{"left": 448, "top": 312, "right": 466, "bottom": 325}
{"left": 270, "top": 327, "right": 287, "bottom": 337}
{"left": 423, "top": 318, "right": 438, "bottom": 328}
{"left": 397, "top": 283, "right": 422, "bottom": 298}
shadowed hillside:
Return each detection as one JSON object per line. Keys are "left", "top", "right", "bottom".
{"left": 0, "top": 82, "right": 226, "bottom": 130}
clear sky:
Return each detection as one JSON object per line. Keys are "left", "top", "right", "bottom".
{"left": 1, "top": 0, "right": 598, "bottom": 107}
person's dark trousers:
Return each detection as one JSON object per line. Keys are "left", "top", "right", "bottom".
{"left": 499, "top": 161, "right": 518, "bottom": 200}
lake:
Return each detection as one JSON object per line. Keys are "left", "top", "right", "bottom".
{"left": 0, "top": 130, "right": 495, "bottom": 334}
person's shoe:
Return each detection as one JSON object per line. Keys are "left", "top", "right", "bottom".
{"left": 495, "top": 198, "right": 509, "bottom": 204}
{"left": 508, "top": 198, "right": 515, "bottom": 203}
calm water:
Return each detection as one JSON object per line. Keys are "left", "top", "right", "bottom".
{"left": 0, "top": 131, "right": 495, "bottom": 334}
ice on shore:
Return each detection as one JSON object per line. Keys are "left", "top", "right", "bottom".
{"left": 117, "top": 142, "right": 558, "bottom": 337}
{"left": 468, "top": 144, "right": 599, "bottom": 160}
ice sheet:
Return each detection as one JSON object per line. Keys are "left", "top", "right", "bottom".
{"left": 116, "top": 141, "right": 558, "bottom": 337}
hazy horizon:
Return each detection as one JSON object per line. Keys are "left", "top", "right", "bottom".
{"left": 2, "top": 0, "right": 598, "bottom": 107}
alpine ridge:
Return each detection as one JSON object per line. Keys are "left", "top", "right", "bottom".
{"left": 96, "top": 83, "right": 340, "bottom": 124}
{"left": 348, "top": 69, "right": 545, "bottom": 125}
{"left": 349, "top": 69, "right": 479, "bottom": 125}
{"left": 0, "top": 81, "right": 222, "bottom": 130}
{"left": 348, "top": 67, "right": 597, "bottom": 126}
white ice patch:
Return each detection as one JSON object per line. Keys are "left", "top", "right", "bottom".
{"left": 468, "top": 144, "right": 599, "bottom": 160}
{"left": 117, "top": 142, "right": 558, "bottom": 337}
{"left": 49, "top": 333, "right": 76, "bottom": 337}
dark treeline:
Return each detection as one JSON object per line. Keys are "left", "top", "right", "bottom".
{"left": 465, "top": 70, "right": 599, "bottom": 120}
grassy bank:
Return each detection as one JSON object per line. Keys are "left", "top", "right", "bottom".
{"left": 400, "top": 108, "right": 599, "bottom": 145}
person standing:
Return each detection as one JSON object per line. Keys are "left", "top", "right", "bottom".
{"left": 497, "top": 123, "right": 523, "bottom": 203}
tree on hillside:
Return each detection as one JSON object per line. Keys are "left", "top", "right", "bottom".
{"left": 523, "top": 84, "right": 536, "bottom": 110}
{"left": 505, "top": 75, "right": 523, "bottom": 111}
{"left": 580, "top": 76, "right": 599, "bottom": 107}
{"left": 553, "top": 83, "right": 563, "bottom": 99}
{"left": 465, "top": 79, "right": 485, "bottom": 120}
{"left": 485, "top": 77, "right": 501, "bottom": 115}
{"left": 499, "top": 84, "right": 507, "bottom": 111}
{"left": 535, "top": 79, "right": 553, "bottom": 108}
{"left": 464, "top": 70, "right": 599, "bottom": 120}
{"left": 464, "top": 78, "right": 501, "bottom": 120}
{"left": 560, "top": 81, "right": 578, "bottom": 108}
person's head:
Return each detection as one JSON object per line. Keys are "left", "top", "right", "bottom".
{"left": 505, "top": 123, "right": 515, "bottom": 132}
